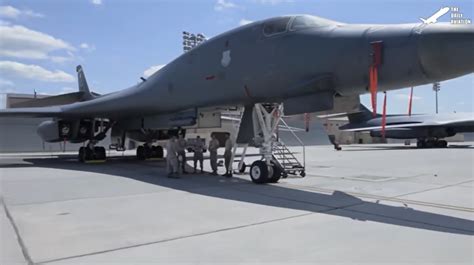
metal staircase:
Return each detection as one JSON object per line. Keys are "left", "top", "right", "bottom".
{"left": 272, "top": 140, "right": 305, "bottom": 177}
{"left": 273, "top": 118, "right": 306, "bottom": 178}
{"left": 228, "top": 103, "right": 306, "bottom": 180}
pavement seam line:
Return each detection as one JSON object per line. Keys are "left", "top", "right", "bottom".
{"left": 1, "top": 197, "right": 35, "bottom": 265}
{"left": 392, "top": 179, "right": 474, "bottom": 199}
{"left": 38, "top": 212, "right": 315, "bottom": 264}
{"left": 229, "top": 184, "right": 473, "bottom": 233}
{"left": 282, "top": 182, "right": 474, "bottom": 212}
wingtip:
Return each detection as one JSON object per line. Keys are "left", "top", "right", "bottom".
{"left": 76, "top": 65, "right": 83, "bottom": 73}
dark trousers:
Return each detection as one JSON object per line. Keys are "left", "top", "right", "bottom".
{"left": 224, "top": 151, "right": 231, "bottom": 174}
{"left": 209, "top": 151, "right": 218, "bottom": 173}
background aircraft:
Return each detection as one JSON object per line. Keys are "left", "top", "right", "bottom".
{"left": 340, "top": 104, "right": 474, "bottom": 148}
{"left": 0, "top": 14, "right": 473, "bottom": 183}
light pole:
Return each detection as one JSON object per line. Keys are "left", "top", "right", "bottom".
{"left": 432, "top": 82, "right": 440, "bottom": 114}
{"left": 182, "top": 31, "right": 207, "bottom": 53}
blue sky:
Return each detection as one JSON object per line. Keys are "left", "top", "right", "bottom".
{"left": 0, "top": 0, "right": 472, "bottom": 114}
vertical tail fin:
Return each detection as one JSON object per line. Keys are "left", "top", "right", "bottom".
{"left": 347, "top": 104, "right": 379, "bottom": 124}
{"left": 76, "top": 65, "right": 93, "bottom": 100}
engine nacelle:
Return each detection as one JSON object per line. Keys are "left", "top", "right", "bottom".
{"left": 37, "top": 120, "right": 73, "bottom": 142}
{"left": 36, "top": 119, "right": 102, "bottom": 143}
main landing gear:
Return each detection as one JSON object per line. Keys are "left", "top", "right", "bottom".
{"left": 136, "top": 143, "right": 164, "bottom": 160}
{"left": 416, "top": 139, "right": 448, "bottom": 148}
{"left": 79, "top": 142, "right": 106, "bottom": 162}
{"left": 249, "top": 160, "right": 282, "bottom": 184}
{"left": 246, "top": 103, "right": 289, "bottom": 184}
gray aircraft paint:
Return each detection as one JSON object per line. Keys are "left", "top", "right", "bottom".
{"left": 340, "top": 104, "right": 474, "bottom": 139}
{"left": 1, "top": 15, "right": 473, "bottom": 139}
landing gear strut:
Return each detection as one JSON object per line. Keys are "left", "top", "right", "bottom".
{"left": 247, "top": 104, "right": 285, "bottom": 184}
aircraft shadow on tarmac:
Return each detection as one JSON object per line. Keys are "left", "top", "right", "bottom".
{"left": 3, "top": 156, "right": 473, "bottom": 236}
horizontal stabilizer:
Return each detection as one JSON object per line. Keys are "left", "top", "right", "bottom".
{"left": 10, "top": 92, "right": 87, "bottom": 108}
{"left": 0, "top": 106, "right": 63, "bottom": 118}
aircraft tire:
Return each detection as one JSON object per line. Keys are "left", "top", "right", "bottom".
{"left": 143, "top": 145, "right": 152, "bottom": 159}
{"left": 417, "top": 140, "right": 426, "bottom": 148}
{"left": 437, "top": 140, "right": 448, "bottom": 148}
{"left": 78, "top": 147, "right": 85, "bottom": 162}
{"left": 153, "top": 146, "right": 164, "bottom": 158}
{"left": 425, "top": 140, "right": 435, "bottom": 148}
{"left": 268, "top": 164, "right": 282, "bottom": 183}
{"left": 238, "top": 162, "right": 246, "bottom": 173}
{"left": 96, "top": 146, "right": 106, "bottom": 160}
{"left": 250, "top": 161, "right": 269, "bottom": 184}
{"left": 84, "top": 147, "right": 93, "bottom": 161}
{"left": 137, "top": 145, "right": 146, "bottom": 160}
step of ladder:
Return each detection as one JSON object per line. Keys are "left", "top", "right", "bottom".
{"left": 272, "top": 140, "right": 304, "bottom": 176}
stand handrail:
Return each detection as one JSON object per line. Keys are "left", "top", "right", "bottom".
{"left": 279, "top": 118, "right": 305, "bottom": 168}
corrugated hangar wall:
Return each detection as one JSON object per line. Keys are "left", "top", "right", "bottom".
{"left": 0, "top": 117, "right": 97, "bottom": 153}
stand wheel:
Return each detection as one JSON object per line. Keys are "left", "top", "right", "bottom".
{"left": 250, "top": 161, "right": 269, "bottom": 184}
{"left": 300, "top": 171, "right": 306, "bottom": 178}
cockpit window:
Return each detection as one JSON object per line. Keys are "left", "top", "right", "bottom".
{"left": 263, "top": 17, "right": 291, "bottom": 36}
{"left": 290, "top": 15, "right": 333, "bottom": 30}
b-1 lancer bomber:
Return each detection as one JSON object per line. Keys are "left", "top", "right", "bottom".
{"left": 1, "top": 14, "right": 473, "bottom": 183}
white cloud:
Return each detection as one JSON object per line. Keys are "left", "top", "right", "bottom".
{"left": 91, "top": 0, "right": 103, "bottom": 5}
{"left": 0, "top": 5, "right": 43, "bottom": 19}
{"left": 0, "top": 61, "right": 75, "bottom": 82}
{"left": 143, "top": 65, "right": 165, "bottom": 78}
{"left": 0, "top": 24, "right": 75, "bottom": 60}
{"left": 239, "top": 19, "right": 253, "bottom": 26}
{"left": 395, "top": 93, "right": 422, "bottom": 101}
{"left": 79, "top": 42, "right": 96, "bottom": 52}
{"left": 214, "top": 0, "right": 238, "bottom": 11}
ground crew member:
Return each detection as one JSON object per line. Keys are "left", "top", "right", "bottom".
{"left": 166, "top": 136, "right": 179, "bottom": 178}
{"left": 223, "top": 133, "right": 233, "bottom": 177}
{"left": 208, "top": 134, "right": 220, "bottom": 175}
{"left": 193, "top": 135, "right": 205, "bottom": 173}
{"left": 177, "top": 134, "right": 187, "bottom": 174}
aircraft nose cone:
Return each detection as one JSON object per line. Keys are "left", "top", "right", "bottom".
{"left": 418, "top": 24, "right": 474, "bottom": 80}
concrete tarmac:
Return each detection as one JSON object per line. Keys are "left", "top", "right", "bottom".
{"left": 1, "top": 143, "right": 473, "bottom": 264}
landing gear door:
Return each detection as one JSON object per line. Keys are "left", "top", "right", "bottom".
{"left": 197, "top": 109, "right": 221, "bottom": 128}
